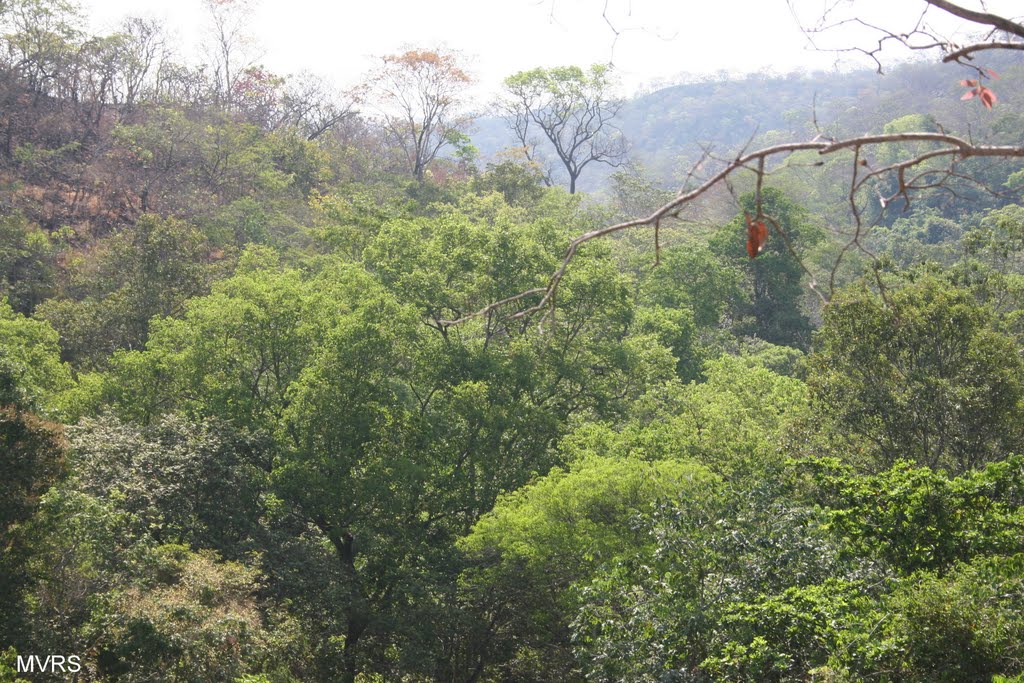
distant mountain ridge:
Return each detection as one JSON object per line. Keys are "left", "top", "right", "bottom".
{"left": 471, "top": 53, "right": 1024, "bottom": 193}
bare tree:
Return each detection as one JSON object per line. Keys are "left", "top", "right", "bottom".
{"left": 440, "top": 0, "right": 1024, "bottom": 327}
{"left": 365, "top": 47, "right": 473, "bottom": 181}
{"left": 1, "top": 0, "right": 82, "bottom": 99}
{"left": 278, "top": 72, "right": 355, "bottom": 141}
{"left": 112, "top": 16, "right": 166, "bottom": 110}
{"left": 202, "top": 0, "right": 260, "bottom": 109}
{"left": 499, "top": 64, "right": 628, "bottom": 194}
{"left": 792, "top": 0, "right": 1024, "bottom": 79}
{"left": 230, "top": 67, "right": 356, "bottom": 139}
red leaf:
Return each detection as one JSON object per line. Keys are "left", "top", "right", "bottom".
{"left": 985, "top": 68, "right": 1000, "bottom": 80}
{"left": 745, "top": 212, "right": 769, "bottom": 259}
{"left": 960, "top": 78, "right": 998, "bottom": 109}
{"left": 980, "top": 87, "right": 997, "bottom": 109}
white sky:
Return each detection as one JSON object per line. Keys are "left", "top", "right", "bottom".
{"left": 79, "top": 0, "right": 1023, "bottom": 97}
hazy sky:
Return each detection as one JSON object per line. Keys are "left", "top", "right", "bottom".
{"left": 79, "top": 0, "right": 1022, "bottom": 97}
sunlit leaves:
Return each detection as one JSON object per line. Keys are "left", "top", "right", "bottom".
{"left": 807, "top": 277, "right": 1024, "bottom": 473}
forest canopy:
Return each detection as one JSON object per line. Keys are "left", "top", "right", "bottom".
{"left": 2, "top": 1, "right": 1024, "bottom": 681}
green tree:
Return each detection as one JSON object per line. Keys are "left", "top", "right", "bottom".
{"left": 798, "top": 456, "right": 1024, "bottom": 681}
{"left": 807, "top": 276, "right": 1024, "bottom": 473}
{"left": 710, "top": 188, "right": 821, "bottom": 348}
{"left": 94, "top": 193, "right": 670, "bottom": 679}
{"left": 570, "top": 474, "right": 843, "bottom": 682}
{"left": 639, "top": 245, "right": 744, "bottom": 329}
{"left": 69, "top": 413, "right": 266, "bottom": 556}
{"left": 459, "top": 456, "right": 719, "bottom": 681}
{"left": 868, "top": 207, "right": 964, "bottom": 269}
{"left": 86, "top": 545, "right": 299, "bottom": 682}
{"left": 472, "top": 156, "right": 547, "bottom": 207}
{"left": 0, "top": 212, "right": 57, "bottom": 314}
{"left": 109, "top": 107, "right": 205, "bottom": 213}
{"left": 635, "top": 244, "right": 747, "bottom": 377}
{"left": 0, "top": 405, "right": 65, "bottom": 646}
{"left": 801, "top": 454, "right": 1024, "bottom": 576}
{"left": 637, "top": 355, "right": 807, "bottom": 473}
{"left": 569, "top": 453, "right": 1024, "bottom": 682}
{"left": 877, "top": 554, "right": 1024, "bottom": 682}
{"left": 0, "top": 299, "right": 72, "bottom": 409}
{"left": 20, "top": 486, "right": 302, "bottom": 681}
{"left": 956, "top": 204, "right": 1024, "bottom": 333}
{"left": 500, "top": 65, "right": 628, "bottom": 194}
{"left": 36, "top": 214, "right": 213, "bottom": 369}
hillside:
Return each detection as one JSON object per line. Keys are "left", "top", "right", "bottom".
{"left": 5, "top": 1, "right": 1024, "bottom": 681}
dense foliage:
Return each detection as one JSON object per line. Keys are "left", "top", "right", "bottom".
{"left": 2, "top": 1, "right": 1024, "bottom": 681}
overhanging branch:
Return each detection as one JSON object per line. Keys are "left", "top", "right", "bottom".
{"left": 439, "top": 132, "right": 1024, "bottom": 328}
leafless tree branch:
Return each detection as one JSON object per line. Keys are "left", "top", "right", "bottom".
{"left": 441, "top": 1, "right": 1024, "bottom": 328}
{"left": 439, "top": 131, "right": 1024, "bottom": 327}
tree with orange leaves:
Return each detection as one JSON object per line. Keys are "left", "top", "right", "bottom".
{"left": 366, "top": 47, "right": 474, "bottom": 181}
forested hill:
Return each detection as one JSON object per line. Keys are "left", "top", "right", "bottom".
{"left": 475, "top": 52, "right": 1024, "bottom": 192}
{"left": 5, "top": 1, "right": 1024, "bottom": 681}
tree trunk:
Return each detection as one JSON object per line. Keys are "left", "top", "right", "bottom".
{"left": 317, "top": 518, "right": 370, "bottom": 683}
